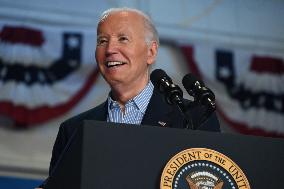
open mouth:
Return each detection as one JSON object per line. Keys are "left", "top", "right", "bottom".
{"left": 106, "top": 61, "right": 126, "bottom": 68}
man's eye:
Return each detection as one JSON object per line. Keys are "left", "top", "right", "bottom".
{"left": 97, "top": 38, "right": 108, "bottom": 45}
{"left": 119, "top": 36, "right": 129, "bottom": 42}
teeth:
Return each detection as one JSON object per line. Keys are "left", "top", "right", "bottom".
{"left": 107, "top": 61, "right": 125, "bottom": 67}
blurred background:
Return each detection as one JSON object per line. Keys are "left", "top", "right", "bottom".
{"left": 0, "top": 0, "right": 283, "bottom": 188}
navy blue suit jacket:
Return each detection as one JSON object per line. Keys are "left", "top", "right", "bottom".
{"left": 40, "top": 88, "right": 220, "bottom": 187}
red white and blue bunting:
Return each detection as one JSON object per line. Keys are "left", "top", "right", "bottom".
{"left": 180, "top": 44, "right": 284, "bottom": 137}
{"left": 0, "top": 23, "right": 99, "bottom": 127}
{"left": 1, "top": 22, "right": 283, "bottom": 138}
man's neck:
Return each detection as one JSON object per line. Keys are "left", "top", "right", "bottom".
{"left": 110, "top": 80, "right": 149, "bottom": 108}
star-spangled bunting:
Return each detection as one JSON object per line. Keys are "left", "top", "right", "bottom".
{"left": 0, "top": 24, "right": 99, "bottom": 127}
{"left": 180, "top": 45, "right": 284, "bottom": 138}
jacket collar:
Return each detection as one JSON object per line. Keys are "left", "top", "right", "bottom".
{"left": 141, "top": 88, "right": 173, "bottom": 127}
{"left": 98, "top": 88, "right": 174, "bottom": 127}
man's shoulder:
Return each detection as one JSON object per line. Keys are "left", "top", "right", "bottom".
{"left": 60, "top": 101, "right": 107, "bottom": 131}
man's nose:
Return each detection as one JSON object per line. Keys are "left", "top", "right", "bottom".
{"left": 105, "top": 39, "right": 118, "bottom": 56}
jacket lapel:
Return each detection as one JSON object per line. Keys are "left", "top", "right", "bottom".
{"left": 90, "top": 101, "right": 108, "bottom": 121}
{"left": 141, "top": 88, "right": 173, "bottom": 127}
{"left": 95, "top": 89, "right": 177, "bottom": 127}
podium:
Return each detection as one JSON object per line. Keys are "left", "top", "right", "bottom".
{"left": 46, "top": 120, "right": 284, "bottom": 189}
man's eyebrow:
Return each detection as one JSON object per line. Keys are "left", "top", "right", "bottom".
{"left": 97, "top": 34, "right": 108, "bottom": 40}
{"left": 117, "top": 33, "right": 129, "bottom": 37}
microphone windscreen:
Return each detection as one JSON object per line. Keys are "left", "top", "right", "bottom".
{"left": 182, "top": 73, "right": 204, "bottom": 90}
{"left": 150, "top": 69, "right": 171, "bottom": 88}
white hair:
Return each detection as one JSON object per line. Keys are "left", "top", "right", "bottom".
{"left": 98, "top": 7, "right": 160, "bottom": 46}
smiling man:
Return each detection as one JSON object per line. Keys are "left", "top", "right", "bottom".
{"left": 96, "top": 8, "right": 158, "bottom": 113}
{"left": 38, "top": 7, "right": 220, "bottom": 188}
{"left": 96, "top": 9, "right": 158, "bottom": 107}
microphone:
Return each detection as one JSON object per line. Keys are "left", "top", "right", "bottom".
{"left": 150, "top": 69, "right": 194, "bottom": 129}
{"left": 150, "top": 69, "right": 184, "bottom": 109}
{"left": 182, "top": 73, "right": 216, "bottom": 110}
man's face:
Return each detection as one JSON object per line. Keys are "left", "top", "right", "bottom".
{"left": 95, "top": 11, "right": 157, "bottom": 89}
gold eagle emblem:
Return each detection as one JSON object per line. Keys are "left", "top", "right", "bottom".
{"left": 186, "top": 171, "right": 224, "bottom": 189}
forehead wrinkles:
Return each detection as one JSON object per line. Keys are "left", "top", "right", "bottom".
{"left": 97, "top": 25, "right": 131, "bottom": 41}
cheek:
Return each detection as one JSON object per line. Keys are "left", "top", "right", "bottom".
{"left": 95, "top": 49, "right": 105, "bottom": 64}
{"left": 129, "top": 46, "right": 148, "bottom": 63}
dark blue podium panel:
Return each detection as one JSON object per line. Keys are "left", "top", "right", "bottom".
{"left": 46, "top": 120, "right": 284, "bottom": 189}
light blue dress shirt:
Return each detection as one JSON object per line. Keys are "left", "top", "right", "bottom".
{"left": 107, "top": 81, "right": 154, "bottom": 125}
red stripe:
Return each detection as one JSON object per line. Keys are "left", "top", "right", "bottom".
{"left": 250, "top": 56, "right": 284, "bottom": 74}
{"left": 0, "top": 68, "right": 99, "bottom": 127}
{"left": 180, "top": 45, "right": 202, "bottom": 78}
{"left": 0, "top": 25, "right": 44, "bottom": 47}
{"left": 179, "top": 45, "right": 284, "bottom": 138}
{"left": 217, "top": 107, "right": 284, "bottom": 138}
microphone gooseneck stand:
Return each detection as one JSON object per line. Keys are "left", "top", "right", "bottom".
{"left": 150, "top": 69, "right": 195, "bottom": 130}
{"left": 182, "top": 73, "right": 217, "bottom": 129}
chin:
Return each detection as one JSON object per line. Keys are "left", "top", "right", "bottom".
{"left": 105, "top": 78, "right": 124, "bottom": 86}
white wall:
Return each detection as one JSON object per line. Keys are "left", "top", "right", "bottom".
{"left": 149, "top": 0, "right": 284, "bottom": 51}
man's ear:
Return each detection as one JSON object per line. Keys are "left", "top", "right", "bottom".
{"left": 147, "top": 41, "right": 158, "bottom": 65}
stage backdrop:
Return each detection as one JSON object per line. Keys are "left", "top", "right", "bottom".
{"left": 0, "top": 1, "right": 284, "bottom": 182}
{"left": 0, "top": 23, "right": 99, "bottom": 126}
{"left": 0, "top": 0, "right": 283, "bottom": 137}
{"left": 179, "top": 44, "right": 284, "bottom": 138}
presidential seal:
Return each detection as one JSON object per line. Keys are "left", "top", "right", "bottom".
{"left": 160, "top": 148, "right": 250, "bottom": 189}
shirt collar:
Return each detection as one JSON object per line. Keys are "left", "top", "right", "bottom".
{"left": 107, "top": 81, "right": 154, "bottom": 114}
